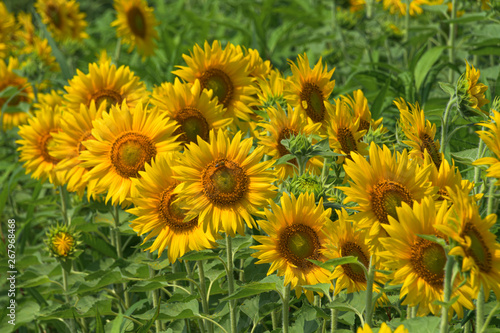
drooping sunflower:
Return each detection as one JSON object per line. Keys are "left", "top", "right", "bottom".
{"left": 63, "top": 58, "right": 147, "bottom": 113}
{"left": 251, "top": 192, "right": 332, "bottom": 302}
{"left": 437, "top": 187, "right": 500, "bottom": 300}
{"left": 173, "top": 40, "right": 259, "bottom": 129}
{"left": 0, "top": 58, "right": 34, "bottom": 130}
{"left": 357, "top": 323, "right": 408, "bottom": 333}
{"left": 474, "top": 109, "right": 500, "bottom": 184}
{"left": 283, "top": 53, "right": 335, "bottom": 132}
{"left": 457, "top": 61, "right": 489, "bottom": 117}
{"left": 16, "top": 105, "right": 64, "bottom": 185}
{"left": 128, "top": 153, "right": 218, "bottom": 263}
{"left": 379, "top": 197, "right": 474, "bottom": 318}
{"left": 80, "top": 101, "right": 180, "bottom": 206}
{"left": 35, "top": 0, "right": 88, "bottom": 42}
{"left": 111, "top": 0, "right": 159, "bottom": 58}
{"left": 151, "top": 78, "right": 233, "bottom": 145}
{"left": 0, "top": 3, "right": 16, "bottom": 58}
{"left": 172, "top": 130, "right": 277, "bottom": 237}
{"left": 258, "top": 104, "right": 322, "bottom": 180}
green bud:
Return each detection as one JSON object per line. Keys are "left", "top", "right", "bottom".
{"left": 288, "top": 173, "right": 325, "bottom": 199}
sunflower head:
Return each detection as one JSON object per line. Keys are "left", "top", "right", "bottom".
{"left": 288, "top": 173, "right": 325, "bottom": 199}
{"left": 456, "top": 61, "right": 489, "bottom": 118}
{"left": 357, "top": 323, "right": 408, "bottom": 333}
{"left": 45, "top": 224, "right": 80, "bottom": 260}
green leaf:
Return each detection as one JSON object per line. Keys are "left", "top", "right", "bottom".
{"left": 397, "top": 316, "right": 440, "bottom": 333}
{"left": 81, "top": 232, "right": 118, "bottom": 259}
{"left": 417, "top": 234, "right": 447, "bottom": 248}
{"left": 433, "top": 295, "right": 459, "bottom": 308}
{"left": 222, "top": 282, "right": 277, "bottom": 301}
{"left": 18, "top": 275, "right": 51, "bottom": 288}
{"left": 180, "top": 249, "right": 219, "bottom": 261}
{"left": 137, "top": 299, "right": 161, "bottom": 333}
{"left": 450, "top": 148, "right": 479, "bottom": 166}
{"left": 301, "top": 283, "right": 331, "bottom": 296}
{"left": 95, "top": 307, "right": 104, "bottom": 333}
{"left": 415, "top": 47, "right": 445, "bottom": 91}
{"left": 371, "top": 79, "right": 390, "bottom": 120}
{"left": 0, "top": 86, "right": 20, "bottom": 99}
{"left": 438, "top": 82, "right": 455, "bottom": 96}
{"left": 240, "top": 296, "right": 261, "bottom": 324}
{"left": 309, "top": 256, "right": 359, "bottom": 271}
{"left": 275, "top": 153, "right": 296, "bottom": 166}
{"left": 443, "top": 12, "right": 487, "bottom": 24}
{"left": 110, "top": 312, "right": 124, "bottom": 333}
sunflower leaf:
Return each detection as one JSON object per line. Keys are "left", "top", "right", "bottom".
{"left": 221, "top": 282, "right": 277, "bottom": 301}
{"left": 416, "top": 234, "right": 447, "bottom": 248}
{"left": 308, "top": 256, "right": 358, "bottom": 272}
{"left": 438, "top": 82, "right": 455, "bottom": 96}
{"left": 433, "top": 295, "right": 460, "bottom": 308}
{"left": 415, "top": 46, "right": 446, "bottom": 91}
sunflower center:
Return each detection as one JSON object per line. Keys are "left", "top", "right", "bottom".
{"left": 91, "top": 89, "right": 123, "bottom": 111}
{"left": 338, "top": 126, "right": 358, "bottom": 157}
{"left": 461, "top": 222, "right": 492, "bottom": 273}
{"left": 300, "top": 83, "right": 325, "bottom": 123}
{"left": 437, "top": 188, "right": 448, "bottom": 201}
{"left": 47, "top": 4, "right": 62, "bottom": 29}
{"left": 158, "top": 185, "right": 198, "bottom": 233}
{"left": 199, "top": 68, "right": 234, "bottom": 108}
{"left": 39, "top": 132, "right": 60, "bottom": 165}
{"left": 174, "top": 107, "right": 210, "bottom": 143}
{"left": 202, "top": 158, "right": 249, "bottom": 206}
{"left": 53, "top": 232, "right": 74, "bottom": 257}
{"left": 77, "top": 131, "right": 95, "bottom": 153}
{"left": 411, "top": 238, "right": 446, "bottom": 288}
{"left": 340, "top": 241, "right": 369, "bottom": 282}
{"left": 110, "top": 132, "right": 157, "bottom": 178}
{"left": 420, "top": 133, "right": 441, "bottom": 168}
{"left": 359, "top": 119, "right": 370, "bottom": 133}
{"left": 371, "top": 180, "right": 414, "bottom": 224}
{"left": 278, "top": 223, "right": 321, "bottom": 270}
{"left": 126, "top": 6, "right": 147, "bottom": 38}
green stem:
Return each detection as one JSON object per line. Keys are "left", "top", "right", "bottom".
{"left": 476, "top": 285, "right": 485, "bottom": 332}
{"left": 198, "top": 261, "right": 213, "bottom": 333}
{"left": 62, "top": 267, "right": 75, "bottom": 333}
{"left": 366, "top": 0, "right": 373, "bottom": 19}
{"left": 479, "top": 300, "right": 500, "bottom": 333}
{"left": 474, "top": 135, "right": 486, "bottom": 195}
{"left": 486, "top": 178, "right": 496, "bottom": 215}
{"left": 365, "top": 255, "right": 375, "bottom": 328}
{"left": 186, "top": 261, "right": 206, "bottom": 333}
{"left": 59, "top": 186, "right": 70, "bottom": 226}
{"left": 439, "top": 255, "right": 455, "bottom": 333}
{"left": 148, "top": 252, "right": 161, "bottom": 333}
{"left": 283, "top": 284, "right": 291, "bottom": 333}
{"left": 464, "top": 321, "right": 471, "bottom": 333}
{"left": 331, "top": 291, "right": 338, "bottom": 333}
{"left": 113, "top": 205, "right": 130, "bottom": 309}
{"left": 225, "top": 235, "right": 237, "bottom": 333}
{"left": 114, "top": 38, "right": 121, "bottom": 63}
{"left": 271, "top": 309, "right": 278, "bottom": 331}
{"left": 440, "top": 96, "right": 458, "bottom": 155}
{"left": 448, "top": 0, "right": 457, "bottom": 82}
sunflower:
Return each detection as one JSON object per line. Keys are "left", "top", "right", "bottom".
{"left": 128, "top": 153, "right": 218, "bottom": 263}
{"left": 251, "top": 192, "right": 332, "bottom": 302}
{"left": 256, "top": 69, "right": 287, "bottom": 110}
{"left": 258, "top": 104, "right": 322, "bottom": 180}
{"left": 342, "top": 89, "right": 383, "bottom": 135}
{"left": 457, "top": 61, "right": 489, "bottom": 116}
{"left": 151, "top": 78, "right": 232, "bottom": 145}
{"left": 173, "top": 40, "right": 259, "bottom": 130}
{"left": 111, "top": 0, "right": 159, "bottom": 58}
{"left": 34, "top": 90, "right": 65, "bottom": 111}
{"left": 437, "top": 187, "right": 500, "bottom": 300}
{"left": 16, "top": 105, "right": 63, "bottom": 185}
{"left": 395, "top": 97, "right": 442, "bottom": 168}
{"left": 379, "top": 197, "right": 474, "bottom": 318}
{"left": 35, "top": 0, "right": 88, "bottom": 42}
{"left": 380, "top": 0, "right": 440, "bottom": 16}
{"left": 172, "top": 130, "right": 277, "bottom": 237}
{"left": 236, "top": 46, "right": 271, "bottom": 79}
{"left": 0, "top": 58, "right": 34, "bottom": 130}
{"left": 50, "top": 101, "right": 105, "bottom": 197}
{"left": 79, "top": 101, "right": 180, "bottom": 206}
{"left": 357, "top": 323, "right": 408, "bottom": 333}
{"left": 63, "top": 58, "right": 147, "bottom": 113}
{"left": 45, "top": 224, "right": 79, "bottom": 259}
{"left": 283, "top": 53, "right": 335, "bottom": 132}
{"left": 0, "top": 3, "right": 16, "bottom": 58}
{"left": 474, "top": 109, "right": 500, "bottom": 184}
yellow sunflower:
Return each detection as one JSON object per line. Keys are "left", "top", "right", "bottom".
{"left": 251, "top": 192, "right": 332, "bottom": 302}
{"left": 173, "top": 40, "right": 259, "bottom": 130}
{"left": 16, "top": 105, "right": 64, "bottom": 185}
{"left": 357, "top": 323, "right": 408, "bottom": 333}
{"left": 50, "top": 101, "right": 105, "bottom": 197}
{"left": 236, "top": 46, "right": 271, "bottom": 79}
{"left": 63, "top": 58, "right": 148, "bottom": 113}
{"left": 437, "top": 187, "right": 500, "bottom": 300}
{"left": 128, "top": 153, "right": 218, "bottom": 263}
{"left": 474, "top": 109, "right": 500, "bottom": 184}
{"left": 111, "top": 0, "right": 159, "bottom": 58}
{"left": 34, "top": 90, "right": 65, "bottom": 111}
{"left": 283, "top": 53, "right": 335, "bottom": 132}
{"left": 0, "top": 3, "right": 16, "bottom": 58}
{"left": 256, "top": 69, "right": 287, "bottom": 110}
{"left": 80, "top": 101, "right": 180, "bottom": 206}
{"left": 458, "top": 61, "right": 489, "bottom": 116}
{"left": 0, "top": 58, "right": 34, "bottom": 130}
{"left": 46, "top": 224, "right": 79, "bottom": 258}
{"left": 172, "top": 130, "right": 277, "bottom": 237}
{"left": 151, "top": 78, "right": 233, "bottom": 145}
{"left": 395, "top": 97, "right": 442, "bottom": 168}
{"left": 379, "top": 197, "right": 474, "bottom": 318}
{"left": 35, "top": 0, "right": 88, "bottom": 42}
{"left": 379, "top": 0, "right": 440, "bottom": 16}
{"left": 342, "top": 89, "right": 383, "bottom": 134}
{"left": 258, "top": 104, "right": 322, "bottom": 180}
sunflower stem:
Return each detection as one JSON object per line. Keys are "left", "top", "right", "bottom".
{"left": 480, "top": 299, "right": 500, "bottom": 333}
{"left": 114, "top": 38, "right": 122, "bottom": 63}
{"left": 486, "top": 178, "right": 496, "bottom": 215}
{"left": 271, "top": 309, "right": 278, "bottom": 330}
{"left": 186, "top": 261, "right": 206, "bottom": 333}
{"left": 62, "top": 265, "right": 76, "bottom": 333}
{"left": 331, "top": 291, "right": 338, "bottom": 333}
{"left": 439, "top": 254, "right": 455, "bottom": 333}
{"left": 365, "top": 255, "right": 375, "bottom": 328}
{"left": 149, "top": 252, "right": 161, "bottom": 333}
{"left": 198, "top": 260, "right": 213, "bottom": 333}
{"left": 448, "top": 0, "right": 457, "bottom": 82}
{"left": 283, "top": 284, "right": 291, "bottom": 333}
{"left": 404, "top": 0, "right": 410, "bottom": 67}
{"left": 59, "top": 185, "right": 70, "bottom": 226}
{"left": 474, "top": 134, "right": 486, "bottom": 194}
{"left": 476, "top": 285, "right": 485, "bottom": 332}
{"left": 440, "top": 96, "right": 458, "bottom": 155}
{"left": 225, "top": 235, "right": 237, "bottom": 333}
{"left": 113, "top": 205, "right": 130, "bottom": 309}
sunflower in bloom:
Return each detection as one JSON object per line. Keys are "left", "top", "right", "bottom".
{"left": 128, "top": 153, "right": 218, "bottom": 263}
{"left": 251, "top": 192, "right": 332, "bottom": 302}
{"left": 64, "top": 58, "right": 147, "bottom": 113}
{"left": 236, "top": 46, "right": 271, "bottom": 79}
{"left": 437, "top": 187, "right": 500, "bottom": 300}
{"left": 256, "top": 69, "right": 287, "bottom": 110}
{"left": 357, "top": 323, "right": 408, "bottom": 333}
{"left": 173, "top": 40, "right": 259, "bottom": 130}
{"left": 457, "top": 61, "right": 489, "bottom": 117}
{"left": 111, "top": 0, "right": 159, "bottom": 58}
{"left": 45, "top": 224, "right": 79, "bottom": 259}
{"left": 34, "top": 90, "right": 65, "bottom": 111}
{"left": 80, "top": 102, "right": 180, "bottom": 206}
{"left": 16, "top": 105, "right": 63, "bottom": 185}
{"left": 342, "top": 89, "right": 383, "bottom": 135}
{"left": 35, "top": 0, "right": 88, "bottom": 42}
{"left": 0, "top": 58, "right": 34, "bottom": 130}
{"left": 151, "top": 78, "right": 233, "bottom": 145}
{"left": 379, "top": 197, "right": 474, "bottom": 318}
{"left": 0, "top": 3, "right": 16, "bottom": 58}
{"left": 380, "top": 0, "right": 440, "bottom": 16}
{"left": 283, "top": 53, "right": 335, "bottom": 132}
{"left": 474, "top": 109, "right": 500, "bottom": 184}
{"left": 258, "top": 104, "right": 322, "bottom": 180}
{"left": 395, "top": 98, "right": 442, "bottom": 168}
{"left": 172, "top": 130, "right": 277, "bottom": 237}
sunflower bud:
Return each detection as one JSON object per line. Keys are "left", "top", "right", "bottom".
{"left": 281, "top": 133, "right": 315, "bottom": 158}
{"left": 45, "top": 225, "right": 79, "bottom": 260}
{"left": 288, "top": 174, "right": 325, "bottom": 199}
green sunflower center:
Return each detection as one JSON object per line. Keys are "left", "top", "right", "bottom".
{"left": 371, "top": 180, "right": 414, "bottom": 224}
{"left": 337, "top": 126, "right": 358, "bottom": 157}
{"left": 91, "top": 89, "right": 123, "bottom": 111}
{"left": 158, "top": 185, "right": 198, "bottom": 233}
{"left": 202, "top": 158, "right": 249, "bottom": 206}
{"left": 462, "top": 222, "right": 492, "bottom": 273}
{"left": 174, "top": 107, "right": 210, "bottom": 144}
{"left": 40, "top": 131, "right": 60, "bottom": 165}
{"left": 110, "top": 132, "right": 157, "bottom": 178}
{"left": 47, "top": 4, "right": 62, "bottom": 29}
{"left": 200, "top": 68, "right": 234, "bottom": 108}
{"left": 411, "top": 238, "right": 446, "bottom": 288}
{"left": 420, "top": 133, "right": 441, "bottom": 169}
{"left": 278, "top": 223, "right": 321, "bottom": 270}
{"left": 126, "top": 6, "right": 147, "bottom": 38}
{"left": 300, "top": 83, "right": 325, "bottom": 123}
{"left": 340, "top": 241, "right": 369, "bottom": 283}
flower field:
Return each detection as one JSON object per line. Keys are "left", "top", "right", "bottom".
{"left": 1, "top": 0, "right": 500, "bottom": 332}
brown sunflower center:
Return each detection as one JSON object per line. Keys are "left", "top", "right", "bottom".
{"left": 39, "top": 132, "right": 60, "bottom": 165}
{"left": 174, "top": 107, "right": 210, "bottom": 144}
{"left": 126, "top": 6, "right": 147, "bottom": 38}
{"left": 411, "top": 238, "right": 446, "bottom": 288}
{"left": 340, "top": 241, "right": 369, "bottom": 283}
{"left": 420, "top": 133, "right": 441, "bottom": 168}
{"left": 202, "top": 158, "right": 249, "bottom": 206}
{"left": 90, "top": 89, "right": 123, "bottom": 111}
{"left": 46, "top": 4, "right": 62, "bottom": 29}
{"left": 461, "top": 222, "right": 492, "bottom": 273}
{"left": 158, "top": 185, "right": 198, "bottom": 233}
{"left": 77, "top": 131, "right": 95, "bottom": 153}
{"left": 437, "top": 188, "right": 448, "bottom": 201}
{"left": 278, "top": 223, "right": 321, "bottom": 270}
{"left": 199, "top": 68, "right": 234, "bottom": 108}
{"left": 371, "top": 180, "right": 414, "bottom": 224}
{"left": 359, "top": 119, "right": 370, "bottom": 133}
{"left": 300, "top": 83, "right": 325, "bottom": 123}
{"left": 110, "top": 132, "right": 157, "bottom": 178}
{"left": 338, "top": 126, "right": 358, "bottom": 157}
